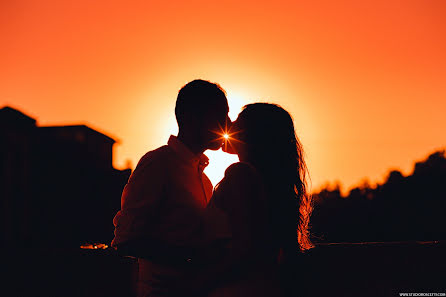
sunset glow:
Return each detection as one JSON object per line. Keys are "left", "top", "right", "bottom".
{"left": 204, "top": 93, "right": 247, "bottom": 185}
{"left": 1, "top": 0, "right": 445, "bottom": 191}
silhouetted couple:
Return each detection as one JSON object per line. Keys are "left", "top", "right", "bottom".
{"left": 112, "top": 79, "right": 313, "bottom": 297}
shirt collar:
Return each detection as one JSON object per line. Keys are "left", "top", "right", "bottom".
{"left": 168, "top": 135, "right": 209, "bottom": 170}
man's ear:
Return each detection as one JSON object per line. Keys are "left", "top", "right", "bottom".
{"left": 184, "top": 112, "right": 199, "bottom": 129}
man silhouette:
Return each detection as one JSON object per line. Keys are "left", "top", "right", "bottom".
{"left": 112, "top": 79, "right": 230, "bottom": 297}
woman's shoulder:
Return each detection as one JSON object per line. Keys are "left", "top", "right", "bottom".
{"left": 224, "top": 162, "right": 258, "bottom": 179}
{"left": 220, "top": 162, "right": 264, "bottom": 193}
{"left": 210, "top": 162, "right": 267, "bottom": 221}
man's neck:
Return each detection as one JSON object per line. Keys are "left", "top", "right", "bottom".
{"left": 177, "top": 133, "right": 205, "bottom": 156}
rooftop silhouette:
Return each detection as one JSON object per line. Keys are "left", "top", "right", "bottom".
{"left": 1, "top": 106, "right": 131, "bottom": 248}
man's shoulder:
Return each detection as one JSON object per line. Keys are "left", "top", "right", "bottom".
{"left": 131, "top": 145, "right": 173, "bottom": 178}
{"left": 137, "top": 145, "right": 172, "bottom": 167}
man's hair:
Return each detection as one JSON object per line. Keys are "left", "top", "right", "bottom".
{"left": 175, "top": 79, "right": 227, "bottom": 127}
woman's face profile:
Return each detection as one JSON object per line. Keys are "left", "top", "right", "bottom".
{"left": 222, "top": 118, "right": 245, "bottom": 156}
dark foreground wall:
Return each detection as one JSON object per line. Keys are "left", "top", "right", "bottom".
{"left": 2, "top": 248, "right": 137, "bottom": 297}
{"left": 292, "top": 241, "right": 446, "bottom": 297}
{"left": 2, "top": 241, "right": 445, "bottom": 297}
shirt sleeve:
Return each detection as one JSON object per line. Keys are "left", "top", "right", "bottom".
{"left": 111, "top": 155, "right": 166, "bottom": 248}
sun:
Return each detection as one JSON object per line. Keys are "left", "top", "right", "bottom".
{"left": 163, "top": 90, "right": 250, "bottom": 187}
{"left": 204, "top": 91, "right": 250, "bottom": 186}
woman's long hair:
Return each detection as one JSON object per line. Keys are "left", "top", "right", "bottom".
{"left": 235, "top": 103, "right": 313, "bottom": 251}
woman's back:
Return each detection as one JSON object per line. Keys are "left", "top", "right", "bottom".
{"left": 206, "top": 162, "right": 282, "bottom": 297}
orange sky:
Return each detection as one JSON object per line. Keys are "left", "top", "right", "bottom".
{"left": 1, "top": 0, "right": 445, "bottom": 192}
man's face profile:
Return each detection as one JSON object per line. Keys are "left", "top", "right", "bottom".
{"left": 201, "top": 102, "right": 230, "bottom": 151}
{"left": 175, "top": 79, "right": 231, "bottom": 152}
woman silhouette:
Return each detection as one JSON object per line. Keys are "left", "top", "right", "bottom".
{"left": 204, "top": 103, "right": 314, "bottom": 297}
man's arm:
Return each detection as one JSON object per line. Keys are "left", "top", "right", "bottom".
{"left": 112, "top": 155, "right": 168, "bottom": 258}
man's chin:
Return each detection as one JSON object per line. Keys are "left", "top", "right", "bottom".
{"left": 206, "top": 141, "right": 224, "bottom": 151}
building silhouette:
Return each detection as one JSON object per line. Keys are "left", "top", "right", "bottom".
{"left": 1, "top": 106, "right": 131, "bottom": 248}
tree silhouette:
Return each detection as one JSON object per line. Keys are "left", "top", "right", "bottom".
{"left": 311, "top": 150, "right": 446, "bottom": 243}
